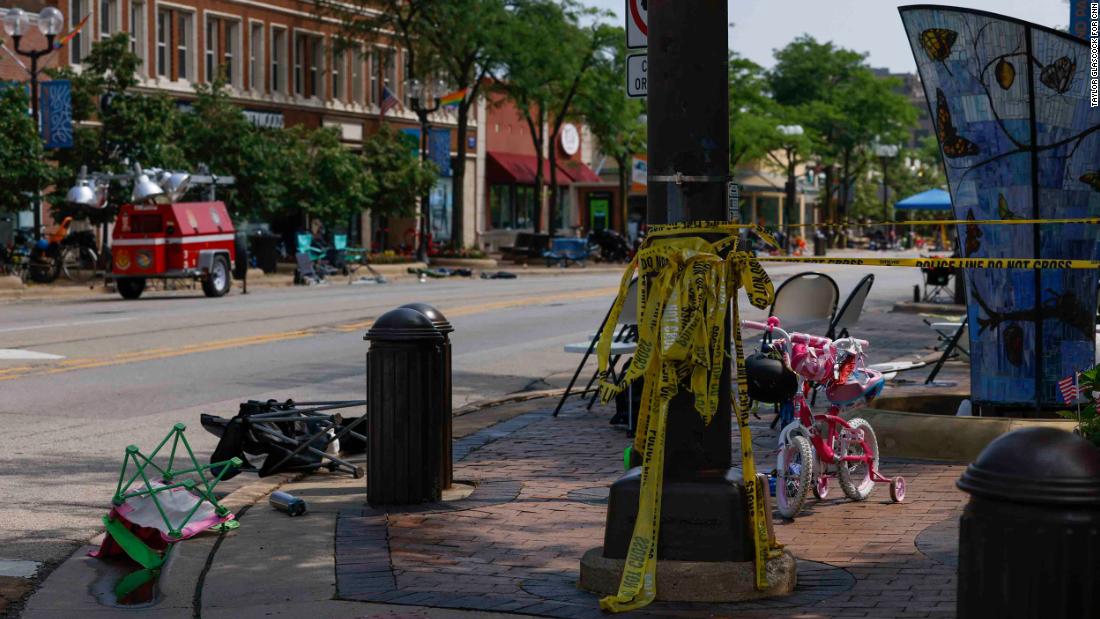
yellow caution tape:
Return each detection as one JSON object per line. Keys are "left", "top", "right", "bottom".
{"left": 594, "top": 222, "right": 782, "bottom": 613}
{"left": 758, "top": 256, "right": 1100, "bottom": 269}
{"left": 759, "top": 217, "right": 1100, "bottom": 229}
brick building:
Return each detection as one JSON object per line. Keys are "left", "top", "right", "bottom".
{"left": 1, "top": 0, "right": 480, "bottom": 249}
{"left": 477, "top": 90, "right": 614, "bottom": 251}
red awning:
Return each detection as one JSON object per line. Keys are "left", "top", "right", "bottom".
{"left": 486, "top": 152, "right": 603, "bottom": 185}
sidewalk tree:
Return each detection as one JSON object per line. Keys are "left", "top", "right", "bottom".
{"left": 322, "top": 0, "right": 507, "bottom": 247}
{"left": 361, "top": 124, "right": 438, "bottom": 221}
{"left": 0, "top": 87, "right": 52, "bottom": 214}
{"left": 728, "top": 52, "right": 777, "bottom": 169}
{"left": 494, "top": 0, "right": 613, "bottom": 233}
{"left": 575, "top": 30, "right": 645, "bottom": 234}
{"left": 767, "top": 36, "right": 916, "bottom": 225}
{"left": 48, "top": 33, "right": 183, "bottom": 225}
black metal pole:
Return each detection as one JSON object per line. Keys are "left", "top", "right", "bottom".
{"left": 785, "top": 156, "right": 796, "bottom": 254}
{"left": 644, "top": 0, "right": 731, "bottom": 480}
{"left": 13, "top": 34, "right": 52, "bottom": 240}
{"left": 416, "top": 108, "right": 430, "bottom": 264}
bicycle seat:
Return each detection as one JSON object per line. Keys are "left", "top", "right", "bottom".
{"left": 824, "top": 367, "right": 885, "bottom": 406}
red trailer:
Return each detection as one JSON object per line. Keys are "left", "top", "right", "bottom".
{"left": 110, "top": 201, "right": 236, "bottom": 299}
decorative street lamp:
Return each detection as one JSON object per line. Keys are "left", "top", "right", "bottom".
{"left": 873, "top": 141, "right": 899, "bottom": 246}
{"left": 3, "top": 6, "right": 63, "bottom": 239}
{"left": 776, "top": 124, "right": 803, "bottom": 253}
{"left": 406, "top": 77, "right": 446, "bottom": 264}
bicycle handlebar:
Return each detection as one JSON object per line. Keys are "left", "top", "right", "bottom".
{"left": 740, "top": 318, "right": 869, "bottom": 349}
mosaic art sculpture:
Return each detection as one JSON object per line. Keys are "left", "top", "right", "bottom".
{"left": 901, "top": 6, "right": 1100, "bottom": 411}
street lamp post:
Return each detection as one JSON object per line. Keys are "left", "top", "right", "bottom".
{"left": 407, "top": 78, "right": 446, "bottom": 265}
{"left": 874, "top": 142, "right": 899, "bottom": 248}
{"left": 3, "top": 7, "right": 63, "bottom": 240}
{"left": 777, "top": 124, "right": 803, "bottom": 254}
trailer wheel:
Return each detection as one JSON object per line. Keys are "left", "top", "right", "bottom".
{"left": 117, "top": 278, "right": 146, "bottom": 300}
{"left": 202, "top": 255, "right": 232, "bottom": 297}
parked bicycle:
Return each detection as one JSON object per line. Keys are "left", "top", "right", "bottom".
{"left": 742, "top": 316, "right": 906, "bottom": 519}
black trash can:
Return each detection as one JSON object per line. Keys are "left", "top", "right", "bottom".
{"left": 399, "top": 302, "right": 454, "bottom": 489}
{"left": 813, "top": 231, "right": 827, "bottom": 256}
{"left": 956, "top": 427, "right": 1100, "bottom": 619}
{"left": 364, "top": 308, "right": 446, "bottom": 506}
{"left": 233, "top": 232, "right": 249, "bottom": 280}
{"left": 249, "top": 232, "right": 280, "bottom": 274}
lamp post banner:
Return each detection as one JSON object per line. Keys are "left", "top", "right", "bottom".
{"left": 900, "top": 7, "right": 1100, "bottom": 410}
{"left": 41, "top": 80, "right": 72, "bottom": 149}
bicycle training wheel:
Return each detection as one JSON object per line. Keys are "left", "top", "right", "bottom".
{"left": 776, "top": 434, "right": 814, "bottom": 519}
{"left": 837, "top": 417, "right": 879, "bottom": 501}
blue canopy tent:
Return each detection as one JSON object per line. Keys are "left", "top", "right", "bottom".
{"left": 894, "top": 188, "right": 951, "bottom": 211}
{"left": 895, "top": 188, "right": 952, "bottom": 251}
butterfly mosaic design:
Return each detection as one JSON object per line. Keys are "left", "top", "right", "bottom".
{"left": 965, "top": 208, "right": 982, "bottom": 257}
{"left": 920, "top": 28, "right": 957, "bottom": 61}
{"left": 997, "top": 193, "right": 1019, "bottom": 219}
{"left": 995, "top": 59, "right": 1015, "bottom": 90}
{"left": 1079, "top": 171, "right": 1100, "bottom": 192}
{"left": 1040, "top": 56, "right": 1075, "bottom": 94}
{"left": 935, "top": 89, "right": 979, "bottom": 158}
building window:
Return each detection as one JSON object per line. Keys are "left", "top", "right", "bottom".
{"left": 156, "top": 8, "right": 192, "bottom": 81}
{"left": 489, "top": 185, "right": 513, "bottom": 229}
{"left": 369, "top": 48, "right": 378, "bottom": 104}
{"left": 384, "top": 49, "right": 396, "bottom": 97}
{"left": 271, "top": 27, "right": 286, "bottom": 94}
{"left": 249, "top": 23, "right": 263, "bottom": 92}
{"left": 69, "top": 0, "right": 88, "bottom": 64}
{"left": 351, "top": 47, "right": 363, "bottom": 104}
{"left": 205, "top": 17, "right": 240, "bottom": 86}
{"left": 129, "top": 1, "right": 146, "bottom": 74}
{"left": 294, "top": 32, "right": 323, "bottom": 98}
{"left": 402, "top": 48, "right": 411, "bottom": 106}
{"left": 333, "top": 49, "right": 345, "bottom": 101}
{"left": 98, "top": 0, "right": 116, "bottom": 38}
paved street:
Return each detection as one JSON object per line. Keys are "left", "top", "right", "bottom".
{"left": 0, "top": 258, "right": 929, "bottom": 573}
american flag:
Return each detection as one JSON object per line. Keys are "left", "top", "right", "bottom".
{"left": 1058, "top": 374, "right": 1079, "bottom": 404}
{"left": 380, "top": 86, "right": 400, "bottom": 115}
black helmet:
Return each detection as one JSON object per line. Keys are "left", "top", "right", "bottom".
{"left": 744, "top": 349, "right": 798, "bottom": 403}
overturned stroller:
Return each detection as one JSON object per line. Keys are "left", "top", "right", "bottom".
{"left": 201, "top": 399, "right": 367, "bottom": 479}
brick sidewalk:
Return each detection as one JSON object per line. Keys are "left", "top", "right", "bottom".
{"left": 335, "top": 399, "right": 967, "bottom": 618}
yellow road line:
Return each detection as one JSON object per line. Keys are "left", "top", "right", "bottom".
{"left": 0, "top": 286, "right": 621, "bottom": 382}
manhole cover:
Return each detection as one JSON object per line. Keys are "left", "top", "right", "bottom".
{"left": 915, "top": 516, "right": 959, "bottom": 568}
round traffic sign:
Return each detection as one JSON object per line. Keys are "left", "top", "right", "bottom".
{"left": 629, "top": 0, "right": 647, "bottom": 36}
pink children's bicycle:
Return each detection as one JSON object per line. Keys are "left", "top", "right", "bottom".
{"left": 742, "top": 316, "right": 906, "bottom": 519}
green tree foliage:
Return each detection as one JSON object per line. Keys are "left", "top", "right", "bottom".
{"left": 728, "top": 52, "right": 779, "bottom": 168}
{"left": 48, "top": 33, "right": 183, "bottom": 225}
{"left": 321, "top": 0, "right": 507, "bottom": 246}
{"left": 494, "top": 0, "right": 613, "bottom": 233}
{"left": 574, "top": 29, "right": 645, "bottom": 233}
{"left": 764, "top": 35, "right": 917, "bottom": 224}
{"left": 0, "top": 87, "right": 52, "bottom": 213}
{"left": 360, "top": 125, "right": 438, "bottom": 220}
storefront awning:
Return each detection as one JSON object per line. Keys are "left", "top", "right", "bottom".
{"left": 487, "top": 152, "right": 602, "bottom": 185}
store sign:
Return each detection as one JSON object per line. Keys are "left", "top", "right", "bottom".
{"left": 631, "top": 157, "right": 647, "bottom": 187}
{"left": 243, "top": 110, "right": 284, "bottom": 129}
{"left": 560, "top": 123, "right": 580, "bottom": 156}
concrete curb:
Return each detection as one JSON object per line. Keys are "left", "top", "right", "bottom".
{"left": 454, "top": 388, "right": 567, "bottom": 417}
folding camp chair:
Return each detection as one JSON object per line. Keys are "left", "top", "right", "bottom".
{"left": 925, "top": 316, "right": 968, "bottom": 384}
{"left": 766, "top": 272, "right": 839, "bottom": 424}
{"left": 827, "top": 274, "right": 874, "bottom": 339}
{"left": 295, "top": 253, "right": 324, "bottom": 285}
{"left": 769, "top": 272, "right": 840, "bottom": 327}
{"left": 921, "top": 264, "right": 954, "bottom": 302}
{"left": 554, "top": 278, "right": 638, "bottom": 417}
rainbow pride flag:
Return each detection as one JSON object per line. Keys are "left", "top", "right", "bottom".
{"left": 54, "top": 14, "right": 90, "bottom": 50}
{"left": 439, "top": 88, "right": 466, "bottom": 108}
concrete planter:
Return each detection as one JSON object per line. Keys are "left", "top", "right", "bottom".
{"left": 851, "top": 408, "right": 1077, "bottom": 463}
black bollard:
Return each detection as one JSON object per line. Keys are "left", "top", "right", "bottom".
{"left": 956, "top": 427, "right": 1100, "bottom": 618}
{"left": 364, "top": 308, "right": 445, "bottom": 505}
{"left": 399, "top": 302, "right": 454, "bottom": 489}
